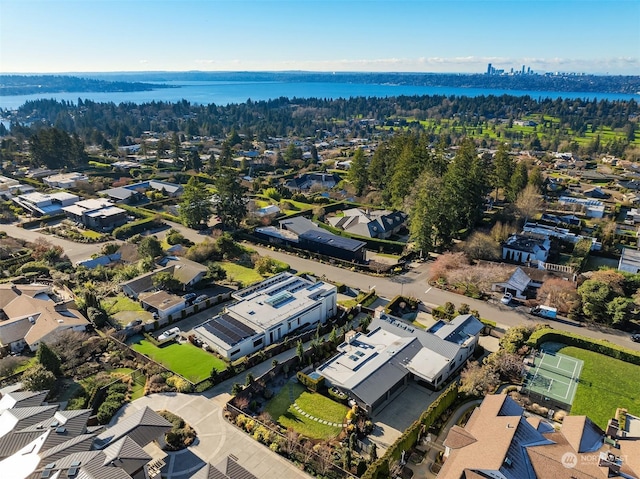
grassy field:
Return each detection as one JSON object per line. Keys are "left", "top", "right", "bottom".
{"left": 265, "top": 382, "right": 348, "bottom": 440}
{"left": 82, "top": 229, "right": 104, "bottom": 240}
{"left": 558, "top": 346, "right": 640, "bottom": 429}
{"left": 218, "top": 261, "right": 264, "bottom": 287}
{"left": 102, "top": 295, "right": 144, "bottom": 314}
{"left": 128, "top": 336, "right": 227, "bottom": 383}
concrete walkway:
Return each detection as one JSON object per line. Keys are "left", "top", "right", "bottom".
{"left": 406, "top": 399, "right": 483, "bottom": 479}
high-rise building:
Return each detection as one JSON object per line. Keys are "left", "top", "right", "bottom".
{"left": 487, "top": 63, "right": 492, "bottom": 75}
{"left": 522, "top": 65, "right": 525, "bottom": 74}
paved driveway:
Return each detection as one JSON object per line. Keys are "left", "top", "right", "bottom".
{"left": 112, "top": 393, "right": 310, "bottom": 479}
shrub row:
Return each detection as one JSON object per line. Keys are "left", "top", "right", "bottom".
{"left": 362, "top": 383, "right": 459, "bottom": 479}
{"left": 297, "top": 370, "right": 325, "bottom": 392}
{"left": 21, "top": 213, "right": 66, "bottom": 229}
{"left": 96, "top": 381, "right": 129, "bottom": 424}
{"left": 526, "top": 328, "right": 640, "bottom": 366}
{"left": 113, "top": 218, "right": 163, "bottom": 239}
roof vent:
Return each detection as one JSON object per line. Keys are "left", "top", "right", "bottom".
{"left": 504, "top": 457, "right": 513, "bottom": 467}
{"left": 29, "top": 316, "right": 35, "bottom": 324}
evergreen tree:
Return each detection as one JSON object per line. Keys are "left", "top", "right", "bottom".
{"left": 214, "top": 170, "right": 247, "bottom": 229}
{"left": 507, "top": 162, "right": 529, "bottom": 201}
{"left": 347, "top": 148, "right": 368, "bottom": 196}
{"left": 179, "top": 176, "right": 213, "bottom": 228}
{"left": 37, "top": 342, "right": 61, "bottom": 376}
{"left": 492, "top": 142, "right": 514, "bottom": 200}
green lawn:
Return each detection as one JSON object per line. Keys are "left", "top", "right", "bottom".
{"left": 128, "top": 336, "right": 227, "bottom": 383}
{"left": 559, "top": 346, "right": 640, "bottom": 429}
{"left": 265, "top": 382, "right": 348, "bottom": 440}
{"left": 82, "top": 229, "right": 104, "bottom": 240}
{"left": 102, "top": 295, "right": 144, "bottom": 314}
{"left": 218, "top": 262, "right": 264, "bottom": 287}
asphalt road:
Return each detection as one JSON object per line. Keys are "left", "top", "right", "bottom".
{"left": 5, "top": 219, "right": 639, "bottom": 351}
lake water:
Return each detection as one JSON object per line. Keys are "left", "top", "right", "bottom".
{"left": 1, "top": 80, "right": 638, "bottom": 110}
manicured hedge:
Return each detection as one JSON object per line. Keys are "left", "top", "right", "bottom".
{"left": 21, "top": 213, "right": 66, "bottom": 229}
{"left": 526, "top": 328, "right": 640, "bottom": 366}
{"left": 113, "top": 218, "right": 163, "bottom": 239}
{"left": 297, "top": 371, "right": 325, "bottom": 392}
{"left": 362, "top": 383, "right": 459, "bottom": 479}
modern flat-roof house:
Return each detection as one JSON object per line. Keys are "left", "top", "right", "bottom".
{"left": 194, "top": 272, "right": 337, "bottom": 360}
{"left": 559, "top": 195, "right": 605, "bottom": 219}
{"left": 13, "top": 191, "right": 79, "bottom": 216}
{"left": 62, "top": 198, "right": 128, "bottom": 231}
{"left": 317, "top": 312, "right": 483, "bottom": 414}
{"left": 327, "top": 208, "right": 407, "bottom": 239}
{"left": 0, "top": 388, "right": 171, "bottom": 479}
{"left": 0, "top": 175, "right": 35, "bottom": 199}
{"left": 502, "top": 234, "right": 550, "bottom": 265}
{"left": 439, "top": 394, "right": 640, "bottom": 479}
{"left": 618, "top": 247, "right": 640, "bottom": 274}
{"left": 255, "top": 216, "right": 367, "bottom": 263}
{"left": 42, "top": 172, "right": 89, "bottom": 189}
{"left": 0, "top": 283, "right": 90, "bottom": 353}
{"left": 99, "top": 180, "right": 183, "bottom": 204}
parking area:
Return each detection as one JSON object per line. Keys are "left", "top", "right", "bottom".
{"left": 370, "top": 382, "right": 440, "bottom": 451}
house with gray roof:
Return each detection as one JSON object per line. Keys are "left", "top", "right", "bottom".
{"left": 99, "top": 180, "right": 183, "bottom": 204}
{"left": 316, "top": 312, "right": 482, "bottom": 413}
{"left": 502, "top": 234, "right": 551, "bottom": 265}
{"left": 0, "top": 389, "right": 170, "bottom": 479}
{"left": 327, "top": 208, "right": 407, "bottom": 239}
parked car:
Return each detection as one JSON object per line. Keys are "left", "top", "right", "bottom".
{"left": 632, "top": 334, "right": 640, "bottom": 343}
{"left": 125, "top": 318, "right": 143, "bottom": 328}
{"left": 183, "top": 293, "right": 197, "bottom": 303}
{"left": 194, "top": 294, "right": 208, "bottom": 304}
{"left": 500, "top": 292, "right": 513, "bottom": 305}
{"left": 530, "top": 305, "right": 558, "bottom": 319}
{"left": 158, "top": 327, "right": 180, "bottom": 342}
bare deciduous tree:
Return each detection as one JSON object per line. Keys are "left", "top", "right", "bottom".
{"left": 536, "top": 278, "right": 580, "bottom": 314}
{"left": 459, "top": 362, "right": 499, "bottom": 397}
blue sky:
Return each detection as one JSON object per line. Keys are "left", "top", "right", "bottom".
{"left": 1, "top": 0, "right": 638, "bottom": 74}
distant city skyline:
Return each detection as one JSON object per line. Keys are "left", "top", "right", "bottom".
{"left": 1, "top": 0, "right": 638, "bottom": 75}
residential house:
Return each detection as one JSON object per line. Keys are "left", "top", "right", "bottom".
{"left": 255, "top": 216, "right": 367, "bottom": 263}
{"left": 194, "top": 272, "right": 337, "bottom": 360}
{"left": 558, "top": 196, "right": 605, "bottom": 218}
{"left": 139, "top": 291, "right": 185, "bottom": 320}
{"left": 62, "top": 198, "right": 128, "bottom": 231}
{"left": 0, "top": 284, "right": 89, "bottom": 353}
{"left": 120, "top": 266, "right": 174, "bottom": 299}
{"left": 0, "top": 176, "right": 35, "bottom": 199}
{"left": 327, "top": 208, "right": 407, "bottom": 239}
{"left": 317, "top": 312, "right": 482, "bottom": 413}
{"left": 193, "top": 456, "right": 258, "bottom": 479}
{"left": 284, "top": 173, "right": 341, "bottom": 192}
{"left": 491, "top": 267, "right": 534, "bottom": 300}
{"left": 42, "top": 172, "right": 89, "bottom": 189}
{"left": 439, "top": 394, "right": 640, "bottom": 479}
{"left": 157, "top": 256, "right": 208, "bottom": 289}
{"left": 502, "top": 234, "right": 551, "bottom": 265}
{"left": 99, "top": 180, "right": 183, "bottom": 204}
{"left": 625, "top": 208, "right": 640, "bottom": 225}
{"left": 0, "top": 388, "right": 171, "bottom": 479}
{"left": 618, "top": 247, "right": 640, "bottom": 274}
{"left": 584, "top": 186, "right": 610, "bottom": 199}
{"left": 13, "top": 191, "right": 79, "bottom": 217}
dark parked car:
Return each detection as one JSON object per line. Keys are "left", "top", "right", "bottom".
{"left": 632, "top": 334, "right": 640, "bottom": 343}
{"left": 183, "top": 293, "right": 197, "bottom": 303}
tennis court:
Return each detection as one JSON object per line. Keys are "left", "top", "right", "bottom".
{"left": 522, "top": 350, "right": 583, "bottom": 410}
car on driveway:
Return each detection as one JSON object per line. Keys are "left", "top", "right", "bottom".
{"left": 500, "top": 292, "right": 513, "bottom": 305}
{"left": 183, "top": 293, "right": 197, "bottom": 303}
{"left": 194, "top": 294, "right": 208, "bottom": 304}
{"left": 632, "top": 334, "right": 640, "bottom": 343}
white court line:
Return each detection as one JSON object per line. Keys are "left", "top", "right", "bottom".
{"left": 547, "top": 378, "right": 554, "bottom": 392}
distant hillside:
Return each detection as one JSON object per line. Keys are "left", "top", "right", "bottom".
{"left": 0, "top": 75, "right": 174, "bottom": 96}
{"left": 85, "top": 71, "right": 640, "bottom": 95}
